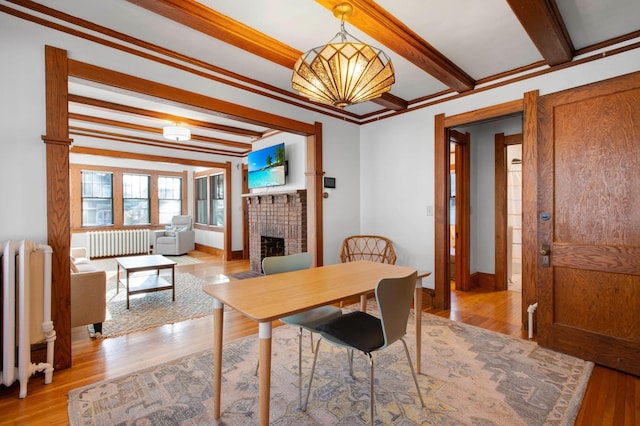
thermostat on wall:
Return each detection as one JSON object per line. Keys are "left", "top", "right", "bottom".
{"left": 324, "top": 177, "right": 336, "bottom": 188}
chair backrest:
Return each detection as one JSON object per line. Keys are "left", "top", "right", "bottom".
{"left": 340, "top": 235, "right": 397, "bottom": 265}
{"left": 262, "top": 252, "right": 312, "bottom": 275}
{"left": 171, "top": 215, "right": 193, "bottom": 230}
{"left": 375, "top": 271, "right": 417, "bottom": 349}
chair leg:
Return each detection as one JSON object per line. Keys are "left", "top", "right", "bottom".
{"left": 303, "top": 337, "right": 323, "bottom": 412}
{"left": 368, "top": 353, "right": 375, "bottom": 426}
{"left": 297, "top": 327, "right": 303, "bottom": 410}
{"left": 400, "top": 338, "right": 425, "bottom": 408}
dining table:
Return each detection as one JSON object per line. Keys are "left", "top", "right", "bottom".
{"left": 203, "top": 260, "right": 418, "bottom": 425}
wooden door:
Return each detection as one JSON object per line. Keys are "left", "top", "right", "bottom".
{"left": 449, "top": 130, "right": 470, "bottom": 291}
{"left": 536, "top": 71, "right": 640, "bottom": 375}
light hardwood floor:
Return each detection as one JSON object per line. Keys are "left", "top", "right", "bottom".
{"left": 0, "top": 252, "right": 637, "bottom": 425}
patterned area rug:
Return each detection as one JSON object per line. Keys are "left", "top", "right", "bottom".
{"left": 229, "top": 270, "right": 263, "bottom": 280}
{"left": 99, "top": 272, "right": 215, "bottom": 338}
{"left": 68, "top": 305, "right": 593, "bottom": 425}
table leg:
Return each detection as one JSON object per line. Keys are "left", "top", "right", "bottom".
{"left": 126, "top": 270, "right": 130, "bottom": 309}
{"left": 360, "top": 294, "right": 367, "bottom": 312}
{"left": 212, "top": 298, "right": 224, "bottom": 420}
{"left": 116, "top": 264, "right": 120, "bottom": 294}
{"left": 258, "top": 322, "right": 272, "bottom": 426}
{"left": 414, "top": 280, "right": 422, "bottom": 374}
{"left": 171, "top": 265, "right": 175, "bottom": 301}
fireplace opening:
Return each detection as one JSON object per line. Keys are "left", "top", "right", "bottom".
{"left": 261, "top": 236, "right": 285, "bottom": 271}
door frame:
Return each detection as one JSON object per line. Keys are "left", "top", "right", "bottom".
{"left": 434, "top": 97, "right": 536, "bottom": 323}
{"left": 449, "top": 130, "right": 471, "bottom": 291}
{"left": 494, "top": 133, "right": 523, "bottom": 291}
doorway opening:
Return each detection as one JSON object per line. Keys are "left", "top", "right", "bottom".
{"left": 506, "top": 144, "right": 522, "bottom": 292}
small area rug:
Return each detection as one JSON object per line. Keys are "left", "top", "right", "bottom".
{"left": 90, "top": 254, "right": 202, "bottom": 272}
{"left": 68, "top": 306, "right": 593, "bottom": 425}
{"left": 99, "top": 272, "right": 213, "bottom": 338}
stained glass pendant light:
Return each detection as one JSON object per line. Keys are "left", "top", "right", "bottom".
{"left": 291, "top": 2, "right": 395, "bottom": 108}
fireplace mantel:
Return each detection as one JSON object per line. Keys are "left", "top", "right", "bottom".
{"left": 242, "top": 189, "right": 306, "bottom": 202}
{"left": 245, "top": 190, "right": 307, "bottom": 272}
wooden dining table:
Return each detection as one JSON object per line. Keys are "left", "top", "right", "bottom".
{"left": 202, "top": 260, "right": 417, "bottom": 426}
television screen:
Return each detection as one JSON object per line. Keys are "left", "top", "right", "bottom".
{"left": 248, "top": 143, "right": 286, "bottom": 189}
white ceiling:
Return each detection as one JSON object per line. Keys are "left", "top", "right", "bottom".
{"left": 5, "top": 0, "right": 640, "bottom": 157}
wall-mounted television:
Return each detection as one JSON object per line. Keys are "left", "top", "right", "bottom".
{"left": 248, "top": 143, "right": 286, "bottom": 189}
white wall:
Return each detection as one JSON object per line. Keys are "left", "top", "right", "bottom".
{"left": 2, "top": 10, "right": 640, "bottom": 276}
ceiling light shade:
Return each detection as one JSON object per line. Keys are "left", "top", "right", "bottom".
{"left": 163, "top": 125, "right": 191, "bottom": 141}
{"left": 291, "top": 3, "right": 394, "bottom": 108}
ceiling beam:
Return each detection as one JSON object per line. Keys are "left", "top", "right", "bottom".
{"left": 315, "top": 0, "right": 475, "bottom": 93}
{"left": 69, "top": 128, "right": 247, "bottom": 157}
{"left": 126, "top": 0, "right": 299, "bottom": 69}
{"left": 70, "top": 146, "right": 240, "bottom": 165}
{"left": 124, "top": 0, "right": 407, "bottom": 111}
{"left": 68, "top": 95, "right": 265, "bottom": 139}
{"left": 506, "top": 0, "right": 573, "bottom": 66}
{"left": 69, "top": 113, "right": 253, "bottom": 150}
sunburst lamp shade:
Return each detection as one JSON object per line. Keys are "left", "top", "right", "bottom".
{"left": 291, "top": 3, "right": 394, "bottom": 108}
{"left": 163, "top": 125, "right": 190, "bottom": 141}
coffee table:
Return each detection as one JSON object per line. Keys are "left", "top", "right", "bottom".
{"left": 116, "top": 254, "right": 177, "bottom": 309}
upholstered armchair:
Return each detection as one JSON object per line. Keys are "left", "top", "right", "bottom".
{"left": 153, "top": 215, "right": 195, "bottom": 255}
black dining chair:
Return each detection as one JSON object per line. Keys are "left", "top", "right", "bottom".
{"left": 302, "top": 271, "right": 424, "bottom": 424}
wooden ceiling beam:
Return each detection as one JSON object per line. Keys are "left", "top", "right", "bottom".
{"left": 315, "top": 0, "right": 475, "bottom": 93}
{"left": 69, "top": 128, "right": 247, "bottom": 157}
{"left": 68, "top": 94, "right": 265, "bottom": 139}
{"left": 125, "top": 0, "right": 300, "bottom": 69}
{"left": 69, "top": 113, "right": 252, "bottom": 150}
{"left": 124, "top": 0, "right": 407, "bottom": 111}
{"left": 506, "top": 0, "right": 573, "bottom": 66}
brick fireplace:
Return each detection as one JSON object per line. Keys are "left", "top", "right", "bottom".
{"left": 244, "top": 190, "right": 307, "bottom": 273}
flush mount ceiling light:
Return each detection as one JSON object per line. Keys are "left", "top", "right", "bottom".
{"left": 291, "top": 2, "right": 395, "bottom": 108}
{"left": 163, "top": 125, "right": 191, "bottom": 141}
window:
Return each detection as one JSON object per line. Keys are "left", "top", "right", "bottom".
{"left": 194, "top": 172, "right": 225, "bottom": 228}
{"left": 195, "top": 177, "right": 207, "bottom": 225}
{"left": 81, "top": 171, "right": 113, "bottom": 227}
{"left": 71, "top": 165, "right": 186, "bottom": 230}
{"left": 123, "top": 174, "right": 150, "bottom": 225}
{"left": 210, "top": 174, "right": 224, "bottom": 227}
{"left": 158, "top": 176, "right": 182, "bottom": 223}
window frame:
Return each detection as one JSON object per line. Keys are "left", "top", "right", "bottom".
{"left": 80, "top": 170, "right": 114, "bottom": 228}
{"left": 194, "top": 168, "right": 226, "bottom": 232}
{"left": 70, "top": 164, "right": 187, "bottom": 231}
{"left": 158, "top": 175, "right": 184, "bottom": 224}
{"left": 122, "top": 173, "right": 151, "bottom": 226}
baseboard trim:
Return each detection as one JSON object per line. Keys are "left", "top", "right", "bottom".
{"left": 194, "top": 243, "right": 223, "bottom": 257}
{"left": 471, "top": 272, "right": 497, "bottom": 290}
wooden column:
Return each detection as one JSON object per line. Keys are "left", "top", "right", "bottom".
{"left": 305, "top": 122, "right": 323, "bottom": 266}
{"left": 42, "top": 45, "right": 72, "bottom": 370}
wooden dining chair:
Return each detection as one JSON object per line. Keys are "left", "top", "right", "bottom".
{"left": 261, "top": 252, "right": 342, "bottom": 409}
{"left": 302, "top": 271, "right": 424, "bottom": 425}
{"left": 340, "top": 235, "right": 397, "bottom": 311}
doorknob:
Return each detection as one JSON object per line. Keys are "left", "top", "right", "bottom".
{"left": 540, "top": 244, "right": 550, "bottom": 267}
